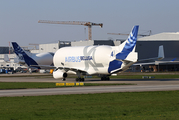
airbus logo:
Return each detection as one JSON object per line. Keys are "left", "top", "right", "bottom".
{"left": 65, "top": 56, "right": 93, "bottom": 62}
{"left": 16, "top": 46, "right": 24, "bottom": 53}
{"left": 18, "top": 54, "right": 24, "bottom": 60}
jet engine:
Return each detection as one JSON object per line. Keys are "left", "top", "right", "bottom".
{"left": 53, "top": 69, "right": 67, "bottom": 79}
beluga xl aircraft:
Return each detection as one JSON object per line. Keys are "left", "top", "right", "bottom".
{"left": 10, "top": 42, "right": 54, "bottom": 70}
{"left": 53, "top": 25, "right": 164, "bottom": 81}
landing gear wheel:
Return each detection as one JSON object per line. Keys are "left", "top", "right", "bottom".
{"left": 76, "top": 78, "right": 79, "bottom": 82}
{"left": 101, "top": 76, "right": 110, "bottom": 81}
{"left": 76, "top": 78, "right": 85, "bottom": 82}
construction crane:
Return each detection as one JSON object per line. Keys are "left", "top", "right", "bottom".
{"left": 38, "top": 20, "right": 103, "bottom": 40}
{"left": 107, "top": 30, "right": 151, "bottom": 37}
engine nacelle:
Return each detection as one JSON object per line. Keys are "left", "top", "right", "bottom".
{"left": 53, "top": 69, "right": 67, "bottom": 79}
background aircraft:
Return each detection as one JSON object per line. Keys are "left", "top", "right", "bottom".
{"left": 11, "top": 42, "right": 54, "bottom": 70}
{"left": 52, "top": 25, "right": 164, "bottom": 81}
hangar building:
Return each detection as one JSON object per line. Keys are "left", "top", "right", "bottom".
{"left": 137, "top": 32, "right": 179, "bottom": 60}
{"left": 136, "top": 32, "right": 179, "bottom": 71}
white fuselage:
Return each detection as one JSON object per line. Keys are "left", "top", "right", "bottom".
{"left": 53, "top": 45, "right": 119, "bottom": 75}
{"left": 52, "top": 25, "right": 139, "bottom": 79}
{"left": 30, "top": 52, "right": 54, "bottom": 66}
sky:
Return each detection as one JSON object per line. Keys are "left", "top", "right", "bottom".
{"left": 1, "top": 0, "right": 179, "bottom": 46}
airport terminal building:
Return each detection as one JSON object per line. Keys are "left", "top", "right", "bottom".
{"left": 1, "top": 32, "right": 179, "bottom": 72}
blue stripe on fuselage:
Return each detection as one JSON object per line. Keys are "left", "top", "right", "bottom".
{"left": 108, "top": 52, "right": 130, "bottom": 73}
{"left": 116, "top": 52, "right": 130, "bottom": 60}
{"left": 108, "top": 60, "right": 123, "bottom": 73}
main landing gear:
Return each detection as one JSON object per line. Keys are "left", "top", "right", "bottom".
{"left": 101, "top": 76, "right": 110, "bottom": 81}
{"left": 76, "top": 78, "right": 84, "bottom": 82}
{"left": 76, "top": 71, "right": 85, "bottom": 82}
{"left": 62, "top": 77, "right": 84, "bottom": 82}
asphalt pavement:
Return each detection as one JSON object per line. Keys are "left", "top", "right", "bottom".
{"left": 0, "top": 73, "right": 179, "bottom": 97}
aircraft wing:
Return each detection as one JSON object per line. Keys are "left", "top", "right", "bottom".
{"left": 114, "top": 45, "right": 164, "bottom": 68}
{"left": 154, "top": 58, "right": 178, "bottom": 65}
{"left": 30, "top": 65, "right": 56, "bottom": 69}
{"left": 136, "top": 45, "right": 164, "bottom": 64}
{"left": 55, "top": 66, "right": 87, "bottom": 74}
{"left": 30, "top": 65, "right": 87, "bottom": 74}
{"left": 134, "top": 58, "right": 177, "bottom": 66}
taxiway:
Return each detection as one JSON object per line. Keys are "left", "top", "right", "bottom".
{"left": 0, "top": 74, "right": 179, "bottom": 97}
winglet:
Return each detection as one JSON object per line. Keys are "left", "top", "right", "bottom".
{"left": 171, "top": 58, "right": 176, "bottom": 61}
{"left": 4, "top": 54, "right": 10, "bottom": 62}
{"left": 158, "top": 45, "right": 164, "bottom": 60}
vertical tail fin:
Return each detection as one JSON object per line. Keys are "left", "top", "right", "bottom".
{"left": 116, "top": 25, "right": 139, "bottom": 60}
{"left": 12, "top": 42, "right": 28, "bottom": 59}
{"left": 120, "top": 25, "right": 139, "bottom": 53}
{"left": 12, "top": 42, "right": 39, "bottom": 68}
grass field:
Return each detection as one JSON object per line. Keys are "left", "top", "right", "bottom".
{"left": 0, "top": 91, "right": 179, "bottom": 119}
{"left": 0, "top": 73, "right": 179, "bottom": 119}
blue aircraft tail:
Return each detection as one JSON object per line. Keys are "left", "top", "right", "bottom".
{"left": 121, "top": 25, "right": 139, "bottom": 53}
{"left": 12, "top": 42, "right": 28, "bottom": 57}
{"left": 116, "top": 25, "right": 139, "bottom": 60}
{"left": 12, "top": 42, "right": 40, "bottom": 69}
